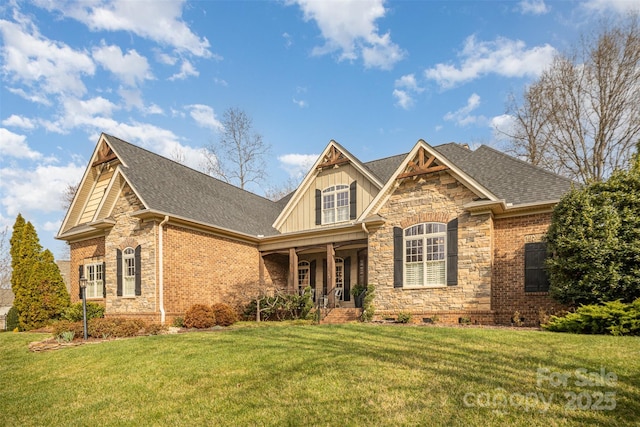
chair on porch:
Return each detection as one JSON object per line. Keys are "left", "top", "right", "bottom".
{"left": 334, "top": 288, "right": 343, "bottom": 308}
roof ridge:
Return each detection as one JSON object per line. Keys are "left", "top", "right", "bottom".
{"left": 476, "top": 144, "right": 576, "bottom": 184}
{"left": 104, "top": 133, "right": 279, "bottom": 204}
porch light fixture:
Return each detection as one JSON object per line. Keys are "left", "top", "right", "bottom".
{"left": 79, "top": 277, "right": 88, "bottom": 340}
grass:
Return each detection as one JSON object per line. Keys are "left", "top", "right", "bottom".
{"left": 1, "top": 322, "right": 639, "bottom": 426}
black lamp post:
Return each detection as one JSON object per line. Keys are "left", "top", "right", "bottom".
{"left": 79, "top": 277, "right": 88, "bottom": 340}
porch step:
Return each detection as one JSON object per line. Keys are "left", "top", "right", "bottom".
{"left": 321, "top": 308, "right": 362, "bottom": 324}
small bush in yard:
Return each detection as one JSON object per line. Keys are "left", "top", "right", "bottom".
{"left": 88, "top": 317, "right": 146, "bottom": 338}
{"left": 6, "top": 306, "right": 19, "bottom": 331}
{"left": 52, "top": 320, "right": 84, "bottom": 339}
{"left": 184, "top": 304, "right": 215, "bottom": 328}
{"left": 396, "top": 312, "right": 412, "bottom": 323}
{"left": 211, "top": 303, "right": 238, "bottom": 326}
{"left": 172, "top": 316, "right": 184, "bottom": 328}
{"left": 543, "top": 299, "right": 640, "bottom": 336}
{"left": 62, "top": 302, "right": 105, "bottom": 322}
{"left": 146, "top": 323, "right": 167, "bottom": 335}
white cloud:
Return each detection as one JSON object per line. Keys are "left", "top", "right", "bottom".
{"left": 36, "top": 0, "right": 213, "bottom": 57}
{"left": 43, "top": 220, "right": 62, "bottom": 232}
{"left": 283, "top": 32, "right": 293, "bottom": 48}
{"left": 169, "top": 60, "right": 199, "bottom": 80}
{"left": 2, "top": 115, "right": 35, "bottom": 130}
{"left": 425, "top": 35, "right": 557, "bottom": 88}
{"left": 392, "top": 89, "right": 413, "bottom": 110}
{"left": 0, "top": 162, "right": 85, "bottom": 215}
{"left": 278, "top": 153, "right": 318, "bottom": 178}
{"left": 214, "top": 77, "right": 228, "bottom": 87}
{"left": 519, "top": 0, "right": 549, "bottom": 15}
{"left": 393, "top": 74, "right": 424, "bottom": 110}
{"left": 289, "top": 0, "right": 405, "bottom": 69}
{"left": 185, "top": 104, "right": 223, "bottom": 131}
{"left": 583, "top": 0, "right": 640, "bottom": 13}
{"left": 92, "top": 43, "right": 153, "bottom": 86}
{"left": 0, "top": 128, "right": 42, "bottom": 160}
{"left": 443, "top": 93, "right": 487, "bottom": 126}
{"left": 0, "top": 17, "right": 95, "bottom": 98}
{"left": 491, "top": 114, "right": 517, "bottom": 139}
{"left": 293, "top": 98, "right": 308, "bottom": 108}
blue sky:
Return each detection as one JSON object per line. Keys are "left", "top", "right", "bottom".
{"left": 0, "top": 0, "right": 637, "bottom": 257}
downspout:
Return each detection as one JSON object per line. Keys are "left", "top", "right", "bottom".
{"left": 159, "top": 215, "right": 169, "bottom": 325}
{"left": 361, "top": 222, "right": 369, "bottom": 234}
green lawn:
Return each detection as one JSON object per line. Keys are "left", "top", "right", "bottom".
{"left": 1, "top": 323, "right": 638, "bottom": 426}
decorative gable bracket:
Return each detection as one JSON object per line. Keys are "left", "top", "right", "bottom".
{"left": 397, "top": 147, "right": 448, "bottom": 179}
{"left": 317, "top": 145, "right": 349, "bottom": 170}
{"left": 92, "top": 142, "right": 118, "bottom": 167}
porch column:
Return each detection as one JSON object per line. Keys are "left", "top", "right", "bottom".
{"left": 258, "top": 253, "right": 265, "bottom": 287}
{"left": 326, "top": 243, "right": 335, "bottom": 301}
{"left": 288, "top": 248, "right": 298, "bottom": 293}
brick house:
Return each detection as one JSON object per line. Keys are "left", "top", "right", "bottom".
{"left": 57, "top": 133, "right": 573, "bottom": 325}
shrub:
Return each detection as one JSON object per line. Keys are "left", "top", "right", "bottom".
{"left": 211, "top": 303, "right": 238, "bottom": 326}
{"left": 396, "top": 312, "right": 412, "bottom": 324}
{"left": 56, "top": 331, "right": 75, "bottom": 343}
{"left": 146, "top": 323, "right": 167, "bottom": 335}
{"left": 172, "top": 316, "right": 184, "bottom": 328}
{"left": 361, "top": 285, "right": 375, "bottom": 322}
{"left": 62, "top": 301, "right": 105, "bottom": 322}
{"left": 184, "top": 304, "right": 216, "bottom": 329}
{"left": 88, "top": 317, "right": 146, "bottom": 338}
{"left": 6, "top": 306, "right": 19, "bottom": 331}
{"left": 244, "top": 289, "right": 313, "bottom": 321}
{"left": 543, "top": 299, "right": 640, "bottom": 336}
{"left": 52, "top": 320, "right": 84, "bottom": 339}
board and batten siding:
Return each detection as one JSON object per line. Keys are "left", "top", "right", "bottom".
{"left": 79, "top": 166, "right": 115, "bottom": 224}
{"left": 279, "top": 164, "right": 379, "bottom": 233}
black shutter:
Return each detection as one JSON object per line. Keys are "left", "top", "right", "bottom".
{"left": 310, "top": 260, "right": 316, "bottom": 296}
{"left": 134, "top": 245, "right": 142, "bottom": 296}
{"left": 447, "top": 218, "right": 458, "bottom": 286}
{"left": 116, "top": 249, "right": 122, "bottom": 296}
{"left": 102, "top": 261, "right": 107, "bottom": 298}
{"left": 322, "top": 259, "right": 327, "bottom": 296}
{"left": 525, "top": 242, "right": 549, "bottom": 292}
{"left": 393, "top": 227, "right": 403, "bottom": 288}
{"left": 344, "top": 257, "right": 351, "bottom": 301}
{"left": 78, "top": 265, "right": 84, "bottom": 299}
{"left": 315, "top": 189, "right": 322, "bottom": 225}
{"left": 349, "top": 181, "right": 357, "bottom": 220}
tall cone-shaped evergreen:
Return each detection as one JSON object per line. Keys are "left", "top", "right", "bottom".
{"left": 10, "top": 215, "right": 69, "bottom": 330}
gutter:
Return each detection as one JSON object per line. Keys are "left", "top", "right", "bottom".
{"left": 159, "top": 215, "right": 169, "bottom": 324}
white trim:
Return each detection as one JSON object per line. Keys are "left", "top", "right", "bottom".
{"left": 272, "top": 140, "right": 383, "bottom": 229}
{"left": 361, "top": 140, "right": 499, "bottom": 220}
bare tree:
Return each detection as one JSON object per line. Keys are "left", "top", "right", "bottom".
{"left": 62, "top": 183, "right": 79, "bottom": 211}
{"left": 264, "top": 177, "right": 300, "bottom": 202}
{"left": 202, "top": 107, "right": 270, "bottom": 189}
{"left": 0, "top": 226, "right": 10, "bottom": 290}
{"left": 497, "top": 15, "right": 640, "bottom": 183}
{"left": 169, "top": 147, "right": 186, "bottom": 165}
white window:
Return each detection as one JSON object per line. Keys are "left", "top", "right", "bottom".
{"left": 123, "top": 247, "right": 136, "bottom": 297}
{"left": 322, "top": 185, "right": 349, "bottom": 224}
{"left": 84, "top": 263, "right": 103, "bottom": 299}
{"left": 298, "top": 260, "right": 310, "bottom": 294}
{"left": 404, "top": 223, "right": 446, "bottom": 287}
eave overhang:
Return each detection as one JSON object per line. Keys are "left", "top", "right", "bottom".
{"left": 464, "top": 199, "right": 559, "bottom": 218}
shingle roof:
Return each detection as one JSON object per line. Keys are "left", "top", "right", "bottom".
{"left": 433, "top": 143, "right": 575, "bottom": 204}
{"left": 103, "top": 136, "right": 573, "bottom": 238}
{"left": 104, "top": 135, "right": 282, "bottom": 237}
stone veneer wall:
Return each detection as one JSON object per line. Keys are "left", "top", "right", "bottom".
{"left": 369, "top": 172, "right": 493, "bottom": 324}
{"left": 492, "top": 212, "right": 564, "bottom": 326}
{"left": 103, "top": 184, "right": 157, "bottom": 319}
{"left": 70, "top": 236, "right": 106, "bottom": 303}
{"left": 162, "top": 224, "right": 267, "bottom": 317}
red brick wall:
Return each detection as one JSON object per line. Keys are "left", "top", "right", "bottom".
{"left": 493, "top": 213, "right": 563, "bottom": 325}
{"left": 163, "top": 225, "right": 267, "bottom": 315}
{"left": 69, "top": 236, "right": 106, "bottom": 303}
